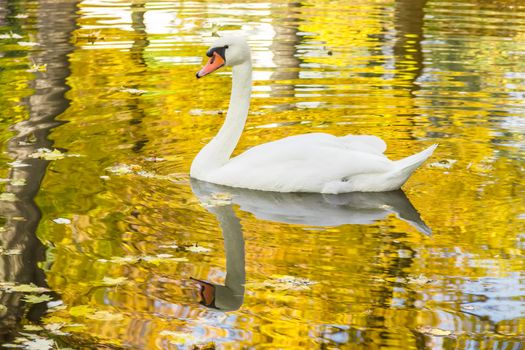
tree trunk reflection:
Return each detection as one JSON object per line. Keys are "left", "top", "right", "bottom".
{"left": 0, "top": 0, "right": 78, "bottom": 339}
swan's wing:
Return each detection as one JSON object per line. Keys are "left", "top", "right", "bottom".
{"left": 250, "top": 133, "right": 386, "bottom": 154}
{"left": 339, "top": 135, "right": 387, "bottom": 155}
{"left": 208, "top": 133, "right": 393, "bottom": 192}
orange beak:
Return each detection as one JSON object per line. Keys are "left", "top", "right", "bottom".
{"left": 196, "top": 52, "right": 225, "bottom": 78}
{"left": 191, "top": 277, "right": 216, "bottom": 307}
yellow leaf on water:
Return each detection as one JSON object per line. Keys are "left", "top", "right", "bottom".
{"left": 98, "top": 255, "right": 140, "bottom": 264}
{"left": 27, "top": 63, "right": 47, "bottom": 73}
{"left": 202, "top": 193, "right": 233, "bottom": 207}
{"left": 10, "top": 179, "right": 26, "bottom": 186}
{"left": 185, "top": 244, "right": 211, "bottom": 253}
{"left": 43, "top": 323, "right": 64, "bottom": 332}
{"left": 86, "top": 310, "right": 124, "bottom": 321}
{"left": 406, "top": 274, "right": 433, "bottom": 285}
{"left": 248, "top": 275, "right": 317, "bottom": 291}
{"left": 23, "top": 294, "right": 52, "bottom": 303}
{"left": 101, "top": 276, "right": 128, "bottom": 286}
{"left": 68, "top": 305, "right": 95, "bottom": 317}
{"left": 105, "top": 164, "right": 140, "bottom": 175}
{"left": 2, "top": 283, "right": 50, "bottom": 293}
{"left": 428, "top": 159, "right": 456, "bottom": 169}
{"left": 418, "top": 325, "right": 452, "bottom": 337}
{"left": 52, "top": 218, "right": 71, "bottom": 225}
{"left": 0, "top": 31, "right": 22, "bottom": 39}
{"left": 0, "top": 192, "right": 16, "bottom": 202}
{"left": 17, "top": 41, "right": 39, "bottom": 47}
{"left": 119, "top": 87, "right": 147, "bottom": 95}
{"left": 0, "top": 247, "right": 22, "bottom": 255}
{"left": 23, "top": 325, "right": 44, "bottom": 331}
{"left": 159, "top": 330, "right": 197, "bottom": 344}
{"left": 142, "top": 255, "right": 189, "bottom": 265}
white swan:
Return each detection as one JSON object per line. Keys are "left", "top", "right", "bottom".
{"left": 192, "top": 36, "right": 437, "bottom": 194}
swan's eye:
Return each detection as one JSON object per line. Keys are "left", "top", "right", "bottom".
{"left": 206, "top": 46, "right": 228, "bottom": 60}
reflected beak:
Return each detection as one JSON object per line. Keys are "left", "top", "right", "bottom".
{"left": 191, "top": 277, "right": 216, "bottom": 307}
{"left": 196, "top": 52, "right": 225, "bottom": 78}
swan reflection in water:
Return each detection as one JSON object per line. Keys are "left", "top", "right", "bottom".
{"left": 189, "top": 179, "right": 431, "bottom": 311}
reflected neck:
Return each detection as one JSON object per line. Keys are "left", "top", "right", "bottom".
{"left": 191, "top": 61, "right": 252, "bottom": 178}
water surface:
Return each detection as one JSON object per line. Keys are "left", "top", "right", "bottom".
{"left": 0, "top": 0, "right": 524, "bottom": 348}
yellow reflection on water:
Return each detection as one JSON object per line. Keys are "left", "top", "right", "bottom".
{"left": 14, "top": 0, "right": 524, "bottom": 348}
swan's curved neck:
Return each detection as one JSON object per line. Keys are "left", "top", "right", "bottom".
{"left": 191, "top": 61, "right": 252, "bottom": 178}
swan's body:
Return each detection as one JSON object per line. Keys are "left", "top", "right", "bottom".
{"left": 192, "top": 36, "right": 436, "bottom": 194}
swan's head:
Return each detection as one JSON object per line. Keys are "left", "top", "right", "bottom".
{"left": 196, "top": 36, "right": 251, "bottom": 78}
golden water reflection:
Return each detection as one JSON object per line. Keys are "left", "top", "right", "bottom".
{"left": 0, "top": 0, "right": 524, "bottom": 348}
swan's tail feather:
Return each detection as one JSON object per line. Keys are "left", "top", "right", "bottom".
{"left": 393, "top": 144, "right": 438, "bottom": 181}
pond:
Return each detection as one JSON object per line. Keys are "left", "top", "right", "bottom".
{"left": 0, "top": 0, "right": 524, "bottom": 349}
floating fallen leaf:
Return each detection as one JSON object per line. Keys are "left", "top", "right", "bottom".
{"left": 0, "top": 304, "right": 6, "bottom": 312}
{"left": 418, "top": 325, "right": 452, "bottom": 337}
{"left": 159, "top": 330, "right": 198, "bottom": 345}
{"left": 213, "top": 192, "right": 232, "bottom": 201}
{"left": 68, "top": 305, "right": 96, "bottom": 318}
{"left": 406, "top": 274, "right": 433, "bottom": 285}
{"left": 105, "top": 164, "right": 139, "bottom": 175}
{"left": 119, "top": 87, "right": 147, "bottom": 95}
{"left": 10, "top": 179, "right": 26, "bottom": 186}
{"left": 29, "top": 148, "right": 81, "bottom": 160}
{"left": 144, "top": 156, "right": 165, "bottom": 162}
{"left": 99, "top": 175, "right": 110, "bottom": 180}
{"left": 17, "top": 41, "right": 39, "bottom": 47}
{"left": 248, "top": 275, "right": 317, "bottom": 291}
{"left": 97, "top": 256, "right": 140, "bottom": 265}
{"left": 74, "top": 30, "right": 103, "bottom": 44}
{"left": 26, "top": 63, "right": 47, "bottom": 73}
{"left": 14, "top": 14, "right": 28, "bottom": 19}
{"left": 97, "top": 254, "right": 187, "bottom": 266}
{"left": 0, "top": 247, "right": 21, "bottom": 255}
{"left": 104, "top": 164, "right": 177, "bottom": 182}
{"left": 0, "top": 31, "right": 23, "bottom": 39}
{"left": 0, "top": 193, "right": 16, "bottom": 202}
{"left": 61, "top": 323, "right": 85, "bottom": 332}
{"left": 159, "top": 243, "right": 179, "bottom": 249}
{"left": 189, "top": 109, "right": 223, "bottom": 116}
{"left": 23, "top": 325, "right": 44, "bottom": 331}
{"left": 0, "top": 283, "right": 50, "bottom": 293}
{"left": 43, "top": 322, "right": 70, "bottom": 335}
{"left": 52, "top": 218, "right": 71, "bottom": 225}
{"left": 43, "top": 323, "right": 63, "bottom": 332}
{"left": 428, "top": 159, "right": 457, "bottom": 169}
{"left": 202, "top": 192, "right": 233, "bottom": 207}
{"left": 46, "top": 300, "right": 66, "bottom": 313}
{"left": 142, "top": 254, "right": 188, "bottom": 265}
{"left": 20, "top": 337, "right": 54, "bottom": 350}
{"left": 8, "top": 160, "right": 30, "bottom": 168}
{"left": 185, "top": 244, "right": 211, "bottom": 253}
{"left": 29, "top": 148, "right": 64, "bottom": 160}
{"left": 135, "top": 170, "right": 158, "bottom": 178}
{"left": 86, "top": 310, "right": 124, "bottom": 321}
{"left": 210, "top": 23, "right": 221, "bottom": 37}
{"left": 23, "top": 294, "right": 53, "bottom": 304}
{"left": 101, "top": 276, "right": 128, "bottom": 286}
